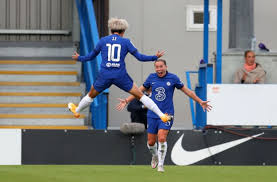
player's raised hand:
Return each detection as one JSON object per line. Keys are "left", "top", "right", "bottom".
{"left": 156, "top": 50, "right": 165, "bottom": 58}
{"left": 116, "top": 98, "right": 128, "bottom": 111}
{"left": 200, "top": 101, "right": 212, "bottom": 112}
{"left": 72, "top": 51, "right": 79, "bottom": 60}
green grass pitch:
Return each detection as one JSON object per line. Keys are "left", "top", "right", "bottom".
{"left": 1, "top": 165, "right": 277, "bottom": 182}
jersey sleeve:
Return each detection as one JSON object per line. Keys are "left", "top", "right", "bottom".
{"left": 143, "top": 75, "right": 152, "bottom": 89}
{"left": 131, "top": 51, "right": 158, "bottom": 62}
{"left": 174, "top": 75, "right": 184, "bottom": 89}
{"left": 126, "top": 39, "right": 138, "bottom": 54}
{"left": 127, "top": 39, "right": 158, "bottom": 62}
{"left": 78, "top": 39, "right": 102, "bottom": 62}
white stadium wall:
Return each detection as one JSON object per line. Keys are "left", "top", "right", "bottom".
{"left": 0, "top": 129, "right": 21, "bottom": 165}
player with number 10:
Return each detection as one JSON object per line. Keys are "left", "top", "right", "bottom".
{"left": 68, "top": 17, "right": 172, "bottom": 123}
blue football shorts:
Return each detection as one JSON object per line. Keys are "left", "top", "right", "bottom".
{"left": 93, "top": 72, "right": 134, "bottom": 93}
{"left": 147, "top": 117, "right": 173, "bottom": 134}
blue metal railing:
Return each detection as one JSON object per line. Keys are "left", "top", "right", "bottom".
{"left": 186, "top": 71, "right": 198, "bottom": 128}
{"left": 186, "top": 63, "right": 213, "bottom": 129}
{"left": 203, "top": 0, "right": 209, "bottom": 63}
{"left": 216, "top": 0, "right": 223, "bottom": 83}
{"left": 75, "top": 0, "right": 108, "bottom": 129}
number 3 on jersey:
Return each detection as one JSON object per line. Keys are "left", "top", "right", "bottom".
{"left": 106, "top": 43, "right": 121, "bottom": 62}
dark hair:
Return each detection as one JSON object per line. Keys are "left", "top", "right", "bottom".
{"left": 244, "top": 50, "right": 255, "bottom": 58}
{"left": 154, "top": 59, "right": 167, "bottom": 66}
{"left": 111, "top": 29, "right": 125, "bottom": 34}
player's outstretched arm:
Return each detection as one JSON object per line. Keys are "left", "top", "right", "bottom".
{"left": 180, "top": 85, "right": 212, "bottom": 112}
{"left": 75, "top": 50, "right": 100, "bottom": 62}
{"left": 116, "top": 85, "right": 147, "bottom": 111}
{"left": 131, "top": 50, "right": 165, "bottom": 62}
{"left": 73, "top": 41, "right": 101, "bottom": 62}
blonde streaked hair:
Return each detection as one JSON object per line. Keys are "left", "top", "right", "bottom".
{"left": 108, "top": 17, "right": 129, "bottom": 33}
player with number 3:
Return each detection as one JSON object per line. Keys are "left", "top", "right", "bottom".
{"left": 116, "top": 59, "right": 212, "bottom": 172}
{"left": 69, "top": 17, "right": 172, "bottom": 123}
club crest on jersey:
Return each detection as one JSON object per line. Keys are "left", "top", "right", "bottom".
{"left": 167, "top": 82, "right": 171, "bottom": 86}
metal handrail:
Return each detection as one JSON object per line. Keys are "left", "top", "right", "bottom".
{"left": 185, "top": 71, "right": 198, "bottom": 127}
{"left": 75, "top": 0, "right": 108, "bottom": 129}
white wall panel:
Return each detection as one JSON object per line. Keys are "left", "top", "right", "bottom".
{"left": 208, "top": 84, "right": 277, "bottom": 126}
{"left": 0, "top": 129, "right": 21, "bottom": 165}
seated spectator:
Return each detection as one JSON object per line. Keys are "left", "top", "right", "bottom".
{"left": 234, "top": 50, "right": 266, "bottom": 84}
{"left": 127, "top": 94, "right": 148, "bottom": 129}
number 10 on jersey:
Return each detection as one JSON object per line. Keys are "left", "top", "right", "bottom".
{"left": 106, "top": 43, "right": 121, "bottom": 62}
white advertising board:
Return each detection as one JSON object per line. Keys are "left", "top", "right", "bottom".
{"left": 207, "top": 84, "right": 277, "bottom": 126}
{"left": 0, "top": 129, "right": 21, "bottom": 165}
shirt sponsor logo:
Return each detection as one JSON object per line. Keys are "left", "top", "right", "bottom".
{"left": 106, "top": 62, "right": 120, "bottom": 68}
{"left": 155, "top": 87, "right": 166, "bottom": 101}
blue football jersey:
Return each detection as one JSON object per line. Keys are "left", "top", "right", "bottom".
{"left": 143, "top": 72, "right": 184, "bottom": 118}
{"left": 78, "top": 34, "right": 158, "bottom": 75}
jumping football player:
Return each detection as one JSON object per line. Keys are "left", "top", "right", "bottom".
{"left": 116, "top": 59, "right": 211, "bottom": 172}
{"left": 69, "top": 18, "right": 172, "bottom": 123}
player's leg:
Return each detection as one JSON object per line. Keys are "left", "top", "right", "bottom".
{"left": 68, "top": 86, "right": 99, "bottom": 118}
{"left": 147, "top": 117, "right": 159, "bottom": 169}
{"left": 76, "top": 86, "right": 99, "bottom": 112}
{"left": 156, "top": 119, "right": 172, "bottom": 172}
{"left": 157, "top": 129, "right": 169, "bottom": 172}
{"left": 128, "top": 83, "right": 172, "bottom": 122}
{"left": 68, "top": 74, "right": 111, "bottom": 118}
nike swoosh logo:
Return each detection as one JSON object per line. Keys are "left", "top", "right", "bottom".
{"left": 171, "top": 132, "right": 264, "bottom": 165}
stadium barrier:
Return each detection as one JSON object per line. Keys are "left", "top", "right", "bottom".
{"left": 0, "top": 129, "right": 21, "bottom": 165}
{"left": 207, "top": 84, "right": 277, "bottom": 126}
{"left": 1, "top": 128, "right": 277, "bottom": 165}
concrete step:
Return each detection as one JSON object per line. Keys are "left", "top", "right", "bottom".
{"left": 0, "top": 125, "right": 89, "bottom": 130}
{"left": 0, "top": 103, "right": 89, "bottom": 114}
{"left": 0, "top": 85, "right": 85, "bottom": 93}
{"left": 0, "top": 60, "right": 76, "bottom": 64}
{"left": 0, "top": 92, "right": 81, "bottom": 96}
{"left": 0, "top": 71, "right": 78, "bottom": 82}
{"left": 0, "top": 81, "right": 81, "bottom": 86}
{"left": 0, "top": 114, "right": 85, "bottom": 126}
{"left": 0, "top": 70, "right": 78, "bottom": 75}
{"left": 0, "top": 47, "right": 89, "bottom": 127}
{"left": 0, "top": 113, "right": 85, "bottom": 119}
{"left": 0, "top": 60, "right": 81, "bottom": 72}
{"left": 0, "top": 118, "right": 85, "bottom": 126}
{"left": 0, "top": 94, "right": 81, "bottom": 103}
{"left": 0, "top": 92, "right": 82, "bottom": 103}
{"left": 0, "top": 46, "right": 74, "bottom": 57}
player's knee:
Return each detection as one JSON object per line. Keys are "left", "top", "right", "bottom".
{"left": 158, "top": 136, "right": 167, "bottom": 143}
{"left": 148, "top": 139, "right": 156, "bottom": 146}
{"left": 88, "top": 88, "right": 98, "bottom": 98}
